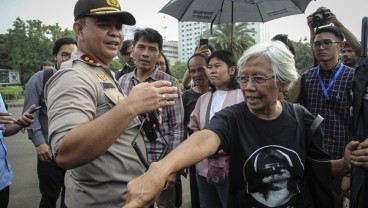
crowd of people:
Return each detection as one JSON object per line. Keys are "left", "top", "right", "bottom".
{"left": 1, "top": 0, "right": 368, "bottom": 208}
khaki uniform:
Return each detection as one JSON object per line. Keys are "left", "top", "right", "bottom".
{"left": 283, "top": 76, "right": 301, "bottom": 103}
{"left": 45, "top": 51, "right": 145, "bottom": 208}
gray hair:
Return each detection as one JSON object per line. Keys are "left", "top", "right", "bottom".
{"left": 238, "top": 41, "right": 298, "bottom": 88}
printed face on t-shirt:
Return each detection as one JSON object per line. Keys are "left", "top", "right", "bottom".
{"left": 243, "top": 145, "right": 303, "bottom": 207}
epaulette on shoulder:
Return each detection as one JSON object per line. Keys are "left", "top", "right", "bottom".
{"left": 79, "top": 54, "right": 101, "bottom": 67}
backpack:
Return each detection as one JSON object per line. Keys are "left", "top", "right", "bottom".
{"left": 293, "top": 103, "right": 337, "bottom": 208}
{"left": 40, "top": 68, "right": 54, "bottom": 106}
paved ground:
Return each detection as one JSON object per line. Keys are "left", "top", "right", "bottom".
{"left": 5, "top": 107, "right": 191, "bottom": 208}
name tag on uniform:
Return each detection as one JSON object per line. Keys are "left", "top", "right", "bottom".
{"left": 102, "top": 83, "right": 115, "bottom": 89}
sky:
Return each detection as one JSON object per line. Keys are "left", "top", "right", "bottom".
{"left": 0, "top": 0, "right": 366, "bottom": 42}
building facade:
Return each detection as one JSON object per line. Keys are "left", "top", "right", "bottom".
{"left": 177, "top": 22, "right": 268, "bottom": 62}
{"left": 162, "top": 41, "right": 179, "bottom": 65}
{"left": 122, "top": 25, "right": 178, "bottom": 66}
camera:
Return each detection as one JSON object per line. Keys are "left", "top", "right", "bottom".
{"left": 141, "top": 110, "right": 160, "bottom": 142}
{"left": 312, "top": 7, "right": 331, "bottom": 27}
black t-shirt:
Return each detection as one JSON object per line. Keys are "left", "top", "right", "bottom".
{"left": 206, "top": 101, "right": 330, "bottom": 208}
{"left": 182, "top": 88, "right": 204, "bottom": 135}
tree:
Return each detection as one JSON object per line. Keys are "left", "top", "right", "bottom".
{"left": 293, "top": 40, "right": 314, "bottom": 74}
{"left": 0, "top": 18, "right": 75, "bottom": 84}
{"left": 170, "top": 61, "right": 187, "bottom": 82}
{"left": 203, "top": 23, "right": 256, "bottom": 60}
{"left": 110, "top": 58, "right": 123, "bottom": 72}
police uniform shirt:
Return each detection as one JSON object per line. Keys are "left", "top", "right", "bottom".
{"left": 45, "top": 51, "right": 145, "bottom": 208}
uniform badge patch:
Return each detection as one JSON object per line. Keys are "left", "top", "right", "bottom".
{"left": 102, "top": 83, "right": 115, "bottom": 89}
{"left": 80, "top": 54, "right": 100, "bottom": 66}
{"left": 117, "top": 95, "right": 123, "bottom": 103}
{"left": 97, "top": 73, "right": 108, "bottom": 81}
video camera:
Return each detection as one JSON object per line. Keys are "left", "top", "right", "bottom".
{"left": 312, "top": 6, "right": 331, "bottom": 27}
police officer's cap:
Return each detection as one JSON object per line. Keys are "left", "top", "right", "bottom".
{"left": 74, "top": 0, "right": 136, "bottom": 25}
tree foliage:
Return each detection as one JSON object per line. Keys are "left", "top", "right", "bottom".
{"left": 170, "top": 61, "right": 187, "bottom": 82}
{"left": 293, "top": 40, "right": 314, "bottom": 74}
{"left": 0, "top": 18, "right": 75, "bottom": 84}
{"left": 110, "top": 58, "right": 124, "bottom": 72}
{"left": 203, "top": 23, "right": 256, "bottom": 60}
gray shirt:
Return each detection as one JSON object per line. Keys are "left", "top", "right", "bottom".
{"left": 23, "top": 68, "right": 56, "bottom": 146}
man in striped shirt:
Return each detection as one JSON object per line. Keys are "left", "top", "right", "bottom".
{"left": 119, "top": 28, "right": 184, "bottom": 208}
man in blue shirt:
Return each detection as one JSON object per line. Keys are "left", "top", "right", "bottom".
{"left": 0, "top": 94, "right": 35, "bottom": 208}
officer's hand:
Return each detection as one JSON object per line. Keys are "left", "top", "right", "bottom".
{"left": 126, "top": 81, "right": 178, "bottom": 115}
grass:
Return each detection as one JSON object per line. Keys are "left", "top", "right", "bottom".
{"left": 6, "top": 98, "right": 24, "bottom": 107}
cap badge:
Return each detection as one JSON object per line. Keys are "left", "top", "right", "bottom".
{"left": 106, "top": 0, "right": 120, "bottom": 8}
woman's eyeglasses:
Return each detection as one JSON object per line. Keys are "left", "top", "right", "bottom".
{"left": 236, "top": 75, "right": 274, "bottom": 85}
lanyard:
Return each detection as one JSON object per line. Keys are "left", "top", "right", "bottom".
{"left": 317, "top": 63, "right": 344, "bottom": 100}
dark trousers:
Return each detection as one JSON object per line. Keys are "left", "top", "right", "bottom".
{"left": 175, "top": 176, "right": 182, "bottom": 207}
{"left": 37, "top": 158, "right": 66, "bottom": 208}
{"left": 332, "top": 176, "right": 343, "bottom": 208}
{"left": 0, "top": 185, "right": 9, "bottom": 208}
{"left": 189, "top": 165, "right": 200, "bottom": 208}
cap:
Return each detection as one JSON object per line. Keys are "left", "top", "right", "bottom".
{"left": 74, "top": 0, "right": 136, "bottom": 25}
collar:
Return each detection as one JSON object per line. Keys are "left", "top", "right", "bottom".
{"left": 318, "top": 61, "right": 342, "bottom": 75}
{"left": 79, "top": 53, "right": 102, "bottom": 67}
{"left": 132, "top": 67, "right": 161, "bottom": 82}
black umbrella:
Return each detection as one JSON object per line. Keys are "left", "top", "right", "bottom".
{"left": 350, "top": 16, "right": 368, "bottom": 208}
{"left": 159, "top": 0, "right": 314, "bottom": 50}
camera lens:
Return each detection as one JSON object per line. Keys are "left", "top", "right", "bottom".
{"left": 312, "top": 13, "right": 324, "bottom": 26}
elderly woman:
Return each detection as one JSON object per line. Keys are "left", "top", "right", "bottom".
{"left": 124, "top": 41, "right": 366, "bottom": 208}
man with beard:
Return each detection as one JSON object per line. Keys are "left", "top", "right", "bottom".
{"left": 341, "top": 41, "right": 359, "bottom": 68}
{"left": 115, "top": 39, "right": 135, "bottom": 80}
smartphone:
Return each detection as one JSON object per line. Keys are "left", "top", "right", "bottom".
{"left": 29, "top": 106, "right": 42, "bottom": 114}
{"left": 199, "top": 38, "right": 208, "bottom": 46}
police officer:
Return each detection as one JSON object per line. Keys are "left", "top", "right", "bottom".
{"left": 45, "top": 0, "right": 178, "bottom": 207}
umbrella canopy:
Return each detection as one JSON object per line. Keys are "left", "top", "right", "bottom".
{"left": 159, "top": 0, "right": 313, "bottom": 50}
{"left": 159, "top": 0, "right": 313, "bottom": 24}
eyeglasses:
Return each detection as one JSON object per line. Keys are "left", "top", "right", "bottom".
{"left": 313, "top": 40, "right": 341, "bottom": 49}
{"left": 236, "top": 75, "right": 274, "bottom": 85}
